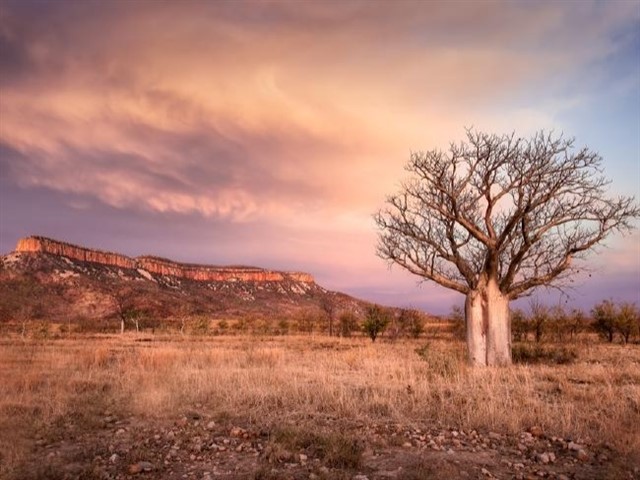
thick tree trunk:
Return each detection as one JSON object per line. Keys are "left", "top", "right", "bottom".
{"left": 465, "top": 276, "right": 512, "bottom": 366}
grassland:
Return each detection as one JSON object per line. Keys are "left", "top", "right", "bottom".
{"left": 1, "top": 334, "right": 638, "bottom": 479}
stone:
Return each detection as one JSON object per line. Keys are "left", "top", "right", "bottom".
{"left": 206, "top": 421, "right": 216, "bottom": 430}
{"left": 576, "top": 449, "right": 589, "bottom": 462}
{"left": 298, "top": 453, "right": 308, "bottom": 463}
{"left": 537, "top": 453, "right": 550, "bottom": 464}
{"left": 109, "top": 453, "right": 118, "bottom": 464}
{"left": 567, "top": 441, "right": 583, "bottom": 451}
{"left": 352, "top": 476, "right": 369, "bottom": 480}
{"left": 529, "top": 426, "right": 544, "bottom": 437}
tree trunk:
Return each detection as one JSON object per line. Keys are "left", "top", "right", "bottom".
{"left": 465, "top": 276, "right": 512, "bottom": 366}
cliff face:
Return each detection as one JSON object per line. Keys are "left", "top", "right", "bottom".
{"left": 15, "top": 236, "right": 314, "bottom": 284}
{"left": 16, "top": 237, "right": 136, "bottom": 269}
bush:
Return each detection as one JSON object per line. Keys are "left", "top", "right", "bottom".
{"left": 362, "top": 305, "right": 390, "bottom": 342}
{"left": 191, "top": 316, "right": 211, "bottom": 335}
{"left": 590, "top": 300, "right": 637, "bottom": 343}
{"left": 389, "top": 308, "right": 425, "bottom": 339}
{"left": 449, "top": 305, "right": 465, "bottom": 340}
{"left": 512, "top": 343, "right": 578, "bottom": 365}
{"left": 511, "top": 309, "right": 528, "bottom": 342}
{"left": 338, "top": 311, "right": 359, "bottom": 337}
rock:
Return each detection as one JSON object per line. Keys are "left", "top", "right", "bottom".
{"left": 481, "top": 467, "right": 491, "bottom": 476}
{"left": 298, "top": 453, "right": 308, "bottom": 463}
{"left": 115, "top": 428, "right": 125, "bottom": 435}
{"left": 576, "top": 449, "right": 589, "bottom": 462}
{"left": 567, "top": 441, "right": 583, "bottom": 451}
{"left": 352, "top": 475, "right": 369, "bottom": 480}
{"left": 529, "top": 426, "right": 544, "bottom": 437}
{"left": 206, "top": 421, "right": 216, "bottom": 430}
{"left": 537, "top": 453, "right": 550, "bottom": 464}
{"left": 488, "top": 432, "right": 502, "bottom": 440}
{"left": 15, "top": 236, "right": 316, "bottom": 284}
{"left": 402, "top": 442, "right": 412, "bottom": 448}
{"left": 109, "top": 453, "right": 118, "bottom": 464}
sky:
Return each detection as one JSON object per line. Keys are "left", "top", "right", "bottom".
{"left": 0, "top": 0, "right": 639, "bottom": 314}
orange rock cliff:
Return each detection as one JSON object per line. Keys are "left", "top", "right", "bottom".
{"left": 15, "top": 236, "right": 314, "bottom": 283}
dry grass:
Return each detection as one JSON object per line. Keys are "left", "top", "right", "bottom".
{"left": 1, "top": 334, "right": 639, "bottom": 476}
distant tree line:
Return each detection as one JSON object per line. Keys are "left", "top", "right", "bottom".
{"left": 449, "top": 299, "right": 640, "bottom": 345}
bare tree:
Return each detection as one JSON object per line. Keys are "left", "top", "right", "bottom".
{"left": 320, "top": 296, "right": 336, "bottom": 336}
{"left": 107, "top": 286, "right": 137, "bottom": 334}
{"left": 376, "top": 130, "right": 638, "bottom": 366}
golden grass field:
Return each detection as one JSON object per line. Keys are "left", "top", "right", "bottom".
{"left": 1, "top": 334, "right": 639, "bottom": 479}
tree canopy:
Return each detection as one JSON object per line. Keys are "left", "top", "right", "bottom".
{"left": 375, "top": 130, "right": 639, "bottom": 300}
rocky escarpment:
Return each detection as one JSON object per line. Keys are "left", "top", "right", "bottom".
{"left": 15, "top": 236, "right": 314, "bottom": 284}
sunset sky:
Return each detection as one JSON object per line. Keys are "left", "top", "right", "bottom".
{"left": 1, "top": 0, "right": 638, "bottom": 313}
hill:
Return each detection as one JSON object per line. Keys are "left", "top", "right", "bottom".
{"left": 0, "top": 236, "right": 372, "bottom": 334}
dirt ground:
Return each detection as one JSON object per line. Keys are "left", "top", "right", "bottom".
{"left": 9, "top": 409, "right": 638, "bottom": 480}
{"left": 2, "top": 336, "right": 639, "bottom": 480}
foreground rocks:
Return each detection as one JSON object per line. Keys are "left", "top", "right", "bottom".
{"left": 13, "top": 411, "right": 638, "bottom": 480}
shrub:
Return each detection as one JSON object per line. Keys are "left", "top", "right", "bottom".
{"left": 362, "top": 305, "right": 390, "bottom": 342}
{"left": 296, "top": 310, "right": 316, "bottom": 334}
{"left": 592, "top": 300, "right": 618, "bottom": 343}
{"left": 391, "top": 308, "right": 425, "bottom": 339}
{"left": 529, "top": 301, "right": 549, "bottom": 343}
{"left": 191, "top": 316, "right": 210, "bottom": 335}
{"left": 512, "top": 343, "right": 578, "bottom": 365}
{"left": 338, "top": 311, "right": 359, "bottom": 337}
{"left": 276, "top": 318, "right": 290, "bottom": 336}
{"left": 449, "top": 305, "right": 465, "bottom": 340}
{"left": 616, "top": 303, "right": 639, "bottom": 344}
{"left": 511, "top": 308, "right": 528, "bottom": 342}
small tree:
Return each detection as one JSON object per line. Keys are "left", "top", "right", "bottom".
{"left": 449, "top": 305, "right": 466, "bottom": 340}
{"left": 363, "top": 305, "right": 390, "bottom": 342}
{"left": 592, "top": 300, "right": 617, "bottom": 342}
{"left": 567, "top": 308, "right": 586, "bottom": 341}
{"left": 338, "top": 311, "right": 359, "bottom": 337}
{"left": 399, "top": 308, "right": 425, "bottom": 339}
{"left": 320, "top": 296, "right": 337, "bottom": 336}
{"left": 511, "top": 309, "right": 528, "bottom": 342}
{"left": 616, "top": 303, "right": 639, "bottom": 344}
{"left": 376, "top": 130, "right": 639, "bottom": 365}
{"left": 529, "top": 301, "right": 549, "bottom": 343}
{"left": 107, "top": 286, "right": 138, "bottom": 334}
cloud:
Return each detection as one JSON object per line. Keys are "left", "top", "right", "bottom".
{"left": 0, "top": 0, "right": 637, "bottom": 310}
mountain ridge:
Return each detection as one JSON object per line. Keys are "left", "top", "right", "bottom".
{"left": 1, "top": 236, "right": 374, "bottom": 333}
{"left": 14, "top": 236, "right": 315, "bottom": 283}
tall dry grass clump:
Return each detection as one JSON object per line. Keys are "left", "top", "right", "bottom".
{"left": 1, "top": 335, "right": 639, "bottom": 476}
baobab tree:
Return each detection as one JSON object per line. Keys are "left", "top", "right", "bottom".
{"left": 375, "top": 130, "right": 638, "bottom": 366}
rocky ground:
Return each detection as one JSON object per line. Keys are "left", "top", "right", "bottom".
{"left": 11, "top": 409, "right": 639, "bottom": 480}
